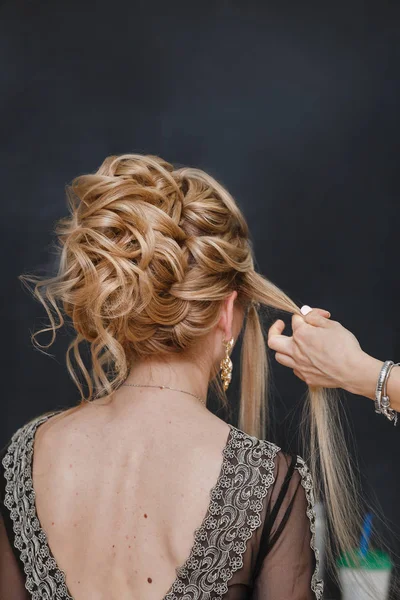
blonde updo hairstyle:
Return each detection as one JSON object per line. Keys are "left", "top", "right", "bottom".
{"left": 19, "top": 154, "right": 375, "bottom": 591}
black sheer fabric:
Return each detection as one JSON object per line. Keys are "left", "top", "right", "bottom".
{"left": 0, "top": 411, "right": 323, "bottom": 599}
{"left": 0, "top": 509, "right": 30, "bottom": 599}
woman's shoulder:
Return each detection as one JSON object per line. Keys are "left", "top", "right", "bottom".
{"left": 0, "top": 407, "right": 71, "bottom": 463}
{"left": 230, "top": 424, "right": 315, "bottom": 494}
{"left": 0, "top": 407, "right": 79, "bottom": 517}
{"left": 230, "top": 423, "right": 309, "bottom": 466}
{"left": 229, "top": 423, "right": 281, "bottom": 451}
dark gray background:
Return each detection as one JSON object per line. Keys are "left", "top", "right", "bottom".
{"left": 1, "top": 1, "right": 399, "bottom": 597}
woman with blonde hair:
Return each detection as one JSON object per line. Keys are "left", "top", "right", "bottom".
{"left": 0, "top": 154, "right": 378, "bottom": 599}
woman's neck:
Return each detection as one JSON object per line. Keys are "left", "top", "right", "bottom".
{"left": 93, "top": 354, "right": 214, "bottom": 421}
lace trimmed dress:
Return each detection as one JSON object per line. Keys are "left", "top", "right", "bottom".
{"left": 0, "top": 410, "right": 324, "bottom": 599}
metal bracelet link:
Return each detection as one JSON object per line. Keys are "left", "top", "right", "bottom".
{"left": 381, "top": 362, "right": 400, "bottom": 426}
{"left": 374, "top": 360, "right": 393, "bottom": 414}
{"left": 374, "top": 360, "right": 399, "bottom": 426}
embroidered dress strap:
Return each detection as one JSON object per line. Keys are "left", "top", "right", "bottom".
{"left": 163, "top": 426, "right": 281, "bottom": 600}
{"left": 1, "top": 412, "right": 73, "bottom": 600}
{"left": 295, "top": 456, "right": 324, "bottom": 599}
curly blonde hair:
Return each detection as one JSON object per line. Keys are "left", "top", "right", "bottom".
{"left": 19, "top": 153, "right": 375, "bottom": 590}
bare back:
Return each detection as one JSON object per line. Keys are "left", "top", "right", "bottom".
{"left": 31, "top": 403, "right": 232, "bottom": 600}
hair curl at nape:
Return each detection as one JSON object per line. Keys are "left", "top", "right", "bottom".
{"left": 19, "top": 153, "right": 397, "bottom": 598}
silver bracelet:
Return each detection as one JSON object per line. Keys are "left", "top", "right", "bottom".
{"left": 374, "top": 360, "right": 393, "bottom": 414}
{"left": 380, "top": 362, "right": 400, "bottom": 426}
{"left": 375, "top": 360, "right": 399, "bottom": 425}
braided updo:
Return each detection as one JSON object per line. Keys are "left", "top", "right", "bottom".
{"left": 21, "top": 154, "right": 267, "bottom": 409}
{"left": 60, "top": 154, "right": 254, "bottom": 355}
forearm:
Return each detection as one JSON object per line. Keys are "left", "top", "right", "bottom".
{"left": 344, "top": 352, "right": 400, "bottom": 413}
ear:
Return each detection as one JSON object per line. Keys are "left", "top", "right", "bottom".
{"left": 219, "top": 290, "right": 238, "bottom": 341}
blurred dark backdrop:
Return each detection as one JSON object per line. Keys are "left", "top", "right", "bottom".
{"left": 1, "top": 1, "right": 399, "bottom": 598}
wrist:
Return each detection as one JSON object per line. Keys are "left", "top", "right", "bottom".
{"left": 343, "top": 351, "right": 384, "bottom": 400}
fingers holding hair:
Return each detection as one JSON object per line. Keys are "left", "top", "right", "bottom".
{"left": 298, "top": 306, "right": 332, "bottom": 328}
{"left": 268, "top": 305, "right": 332, "bottom": 359}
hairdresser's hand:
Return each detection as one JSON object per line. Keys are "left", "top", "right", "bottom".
{"left": 267, "top": 307, "right": 368, "bottom": 390}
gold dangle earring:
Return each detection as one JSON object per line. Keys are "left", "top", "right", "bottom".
{"left": 220, "top": 337, "right": 234, "bottom": 391}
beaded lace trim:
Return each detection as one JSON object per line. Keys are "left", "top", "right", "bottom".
{"left": 1, "top": 412, "right": 323, "bottom": 600}
{"left": 164, "top": 425, "right": 280, "bottom": 600}
{"left": 295, "top": 456, "right": 324, "bottom": 599}
{"left": 2, "top": 412, "right": 73, "bottom": 600}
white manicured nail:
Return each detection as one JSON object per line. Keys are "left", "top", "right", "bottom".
{"left": 300, "top": 305, "right": 312, "bottom": 315}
